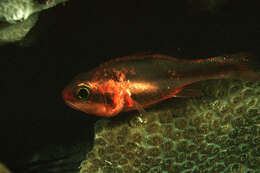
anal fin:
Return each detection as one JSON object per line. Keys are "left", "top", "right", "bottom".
{"left": 174, "top": 83, "right": 202, "bottom": 97}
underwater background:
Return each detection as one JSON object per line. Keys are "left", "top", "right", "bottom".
{"left": 1, "top": 0, "right": 260, "bottom": 173}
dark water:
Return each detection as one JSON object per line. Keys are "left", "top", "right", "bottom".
{"left": 1, "top": 1, "right": 260, "bottom": 173}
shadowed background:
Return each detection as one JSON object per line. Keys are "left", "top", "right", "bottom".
{"left": 1, "top": 0, "right": 260, "bottom": 172}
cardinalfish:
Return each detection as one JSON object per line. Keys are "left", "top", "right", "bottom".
{"left": 62, "top": 53, "right": 260, "bottom": 117}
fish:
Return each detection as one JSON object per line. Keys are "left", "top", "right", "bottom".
{"left": 62, "top": 53, "right": 260, "bottom": 117}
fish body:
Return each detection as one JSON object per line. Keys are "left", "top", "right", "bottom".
{"left": 62, "top": 53, "right": 260, "bottom": 117}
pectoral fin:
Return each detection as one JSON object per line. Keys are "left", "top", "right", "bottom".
{"left": 132, "top": 100, "right": 148, "bottom": 117}
{"left": 128, "top": 100, "right": 149, "bottom": 126}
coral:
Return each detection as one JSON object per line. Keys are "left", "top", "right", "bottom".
{"left": 0, "top": 13, "right": 39, "bottom": 45}
{"left": 0, "top": 0, "right": 67, "bottom": 45}
{"left": 0, "top": 163, "right": 11, "bottom": 173}
{"left": 80, "top": 79, "right": 260, "bottom": 173}
{"left": 0, "top": 0, "right": 67, "bottom": 24}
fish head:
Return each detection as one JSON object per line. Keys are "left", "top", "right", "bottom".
{"left": 62, "top": 81, "right": 107, "bottom": 116}
{"left": 62, "top": 80, "right": 124, "bottom": 117}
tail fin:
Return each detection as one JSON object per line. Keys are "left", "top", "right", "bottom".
{"left": 224, "top": 52, "right": 260, "bottom": 81}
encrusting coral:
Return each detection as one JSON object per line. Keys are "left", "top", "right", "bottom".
{"left": 79, "top": 79, "right": 260, "bottom": 173}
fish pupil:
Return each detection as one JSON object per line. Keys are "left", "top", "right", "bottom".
{"left": 77, "top": 87, "right": 89, "bottom": 99}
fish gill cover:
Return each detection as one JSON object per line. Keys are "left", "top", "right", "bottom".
{"left": 79, "top": 79, "right": 260, "bottom": 173}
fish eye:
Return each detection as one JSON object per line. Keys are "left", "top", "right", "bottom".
{"left": 76, "top": 85, "right": 90, "bottom": 100}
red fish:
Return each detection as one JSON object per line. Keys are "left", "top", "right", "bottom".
{"left": 62, "top": 53, "right": 260, "bottom": 117}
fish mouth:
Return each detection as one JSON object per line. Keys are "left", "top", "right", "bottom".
{"left": 63, "top": 99, "right": 81, "bottom": 111}
{"left": 62, "top": 88, "right": 80, "bottom": 111}
{"left": 62, "top": 87, "right": 71, "bottom": 101}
